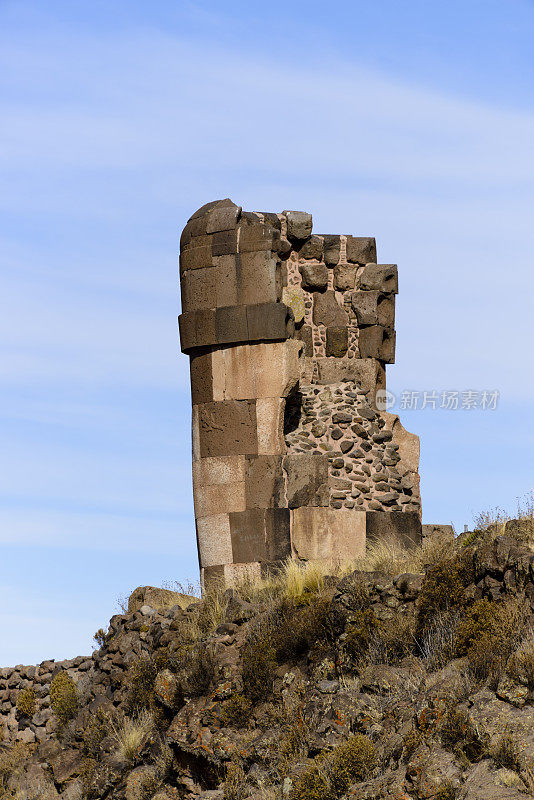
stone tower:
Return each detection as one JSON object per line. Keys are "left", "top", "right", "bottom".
{"left": 179, "top": 199, "right": 421, "bottom": 586}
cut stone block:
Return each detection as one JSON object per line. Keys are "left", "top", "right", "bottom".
{"left": 244, "top": 455, "right": 284, "bottom": 508}
{"left": 198, "top": 400, "right": 258, "bottom": 457}
{"left": 190, "top": 198, "right": 237, "bottom": 220}
{"left": 358, "top": 325, "right": 396, "bottom": 363}
{"left": 285, "top": 211, "right": 313, "bottom": 241}
{"left": 238, "top": 221, "right": 275, "bottom": 253}
{"left": 238, "top": 250, "right": 279, "bottom": 305}
{"left": 213, "top": 256, "right": 239, "bottom": 307}
{"left": 323, "top": 235, "right": 341, "bottom": 266}
{"left": 179, "top": 240, "right": 213, "bottom": 273}
{"left": 192, "top": 455, "right": 246, "bottom": 488}
{"left": 325, "top": 327, "right": 348, "bottom": 357}
{"left": 215, "top": 305, "right": 249, "bottom": 345}
{"left": 351, "top": 290, "right": 379, "bottom": 326}
{"left": 205, "top": 204, "right": 242, "bottom": 233}
{"left": 333, "top": 264, "right": 357, "bottom": 291}
{"left": 211, "top": 341, "right": 302, "bottom": 401}
{"left": 291, "top": 507, "right": 366, "bottom": 561}
{"left": 299, "top": 262, "right": 328, "bottom": 291}
{"left": 178, "top": 311, "right": 197, "bottom": 351}
{"left": 377, "top": 294, "right": 395, "bottom": 328}
{"left": 212, "top": 229, "right": 238, "bottom": 256}
{"left": 358, "top": 264, "right": 398, "bottom": 294}
{"left": 189, "top": 351, "right": 213, "bottom": 404}
{"left": 229, "top": 508, "right": 291, "bottom": 563}
{"left": 296, "top": 324, "right": 313, "bottom": 357}
{"left": 196, "top": 513, "right": 233, "bottom": 567}
{"left": 256, "top": 397, "right": 285, "bottom": 454}
{"left": 299, "top": 235, "right": 323, "bottom": 260}
{"left": 181, "top": 267, "right": 217, "bottom": 310}
{"left": 246, "top": 302, "right": 292, "bottom": 342}
{"left": 283, "top": 453, "right": 329, "bottom": 508}
{"left": 365, "top": 511, "right": 422, "bottom": 547}
{"left": 346, "top": 236, "right": 377, "bottom": 264}
{"left": 194, "top": 308, "right": 217, "bottom": 348}
{"left": 194, "top": 481, "right": 247, "bottom": 519}
{"left": 315, "top": 358, "right": 380, "bottom": 395}
{"left": 312, "top": 291, "right": 348, "bottom": 327}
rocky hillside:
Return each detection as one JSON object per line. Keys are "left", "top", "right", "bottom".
{"left": 3, "top": 521, "right": 534, "bottom": 799}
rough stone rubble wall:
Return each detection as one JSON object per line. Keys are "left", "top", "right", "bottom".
{"left": 178, "top": 200, "right": 421, "bottom": 586}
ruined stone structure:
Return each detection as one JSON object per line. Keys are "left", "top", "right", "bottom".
{"left": 179, "top": 200, "right": 422, "bottom": 585}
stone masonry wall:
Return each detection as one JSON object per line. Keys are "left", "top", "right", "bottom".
{"left": 178, "top": 199, "right": 422, "bottom": 586}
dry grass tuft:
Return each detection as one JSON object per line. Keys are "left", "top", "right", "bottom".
{"left": 111, "top": 710, "right": 154, "bottom": 765}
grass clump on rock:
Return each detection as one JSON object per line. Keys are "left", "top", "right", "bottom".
{"left": 291, "top": 734, "right": 377, "bottom": 800}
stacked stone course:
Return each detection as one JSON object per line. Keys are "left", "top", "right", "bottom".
{"left": 178, "top": 199, "right": 422, "bottom": 587}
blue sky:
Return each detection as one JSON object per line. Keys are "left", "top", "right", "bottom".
{"left": 1, "top": 0, "right": 534, "bottom": 665}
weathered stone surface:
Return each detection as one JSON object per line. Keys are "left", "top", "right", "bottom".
{"left": 299, "top": 262, "right": 328, "bottom": 291}
{"left": 312, "top": 291, "right": 348, "bottom": 327}
{"left": 285, "top": 210, "right": 313, "bottom": 241}
{"left": 358, "top": 263, "right": 398, "bottom": 293}
{"left": 128, "top": 586, "right": 193, "bottom": 614}
{"left": 179, "top": 200, "right": 421, "bottom": 585}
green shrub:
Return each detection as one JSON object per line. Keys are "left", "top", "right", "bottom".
{"left": 455, "top": 598, "right": 525, "bottom": 682}
{"left": 344, "top": 609, "right": 381, "bottom": 663}
{"left": 50, "top": 671, "right": 78, "bottom": 725}
{"left": 268, "top": 596, "right": 344, "bottom": 664}
{"left": 328, "top": 734, "right": 378, "bottom": 793}
{"left": 291, "top": 735, "right": 377, "bottom": 800}
{"left": 417, "top": 554, "right": 472, "bottom": 635}
{"left": 439, "top": 707, "right": 486, "bottom": 762}
{"left": 82, "top": 708, "right": 111, "bottom": 758}
{"left": 493, "top": 729, "right": 521, "bottom": 771}
{"left": 291, "top": 762, "right": 330, "bottom": 800}
{"left": 16, "top": 687, "right": 36, "bottom": 718}
{"left": 223, "top": 761, "right": 247, "bottom": 800}
{"left": 242, "top": 637, "right": 277, "bottom": 703}
{"left": 220, "top": 694, "right": 252, "bottom": 728}
{"left": 178, "top": 645, "right": 216, "bottom": 697}
{"left": 126, "top": 656, "right": 158, "bottom": 712}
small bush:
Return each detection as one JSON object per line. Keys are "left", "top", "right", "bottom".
{"left": 126, "top": 656, "right": 157, "bottom": 712}
{"left": 507, "top": 634, "right": 534, "bottom": 688}
{"left": 50, "top": 671, "right": 78, "bottom": 725}
{"left": 416, "top": 553, "right": 472, "bottom": 635}
{"left": 419, "top": 610, "right": 461, "bottom": 669}
{"left": 0, "top": 742, "right": 35, "bottom": 792}
{"left": 16, "top": 686, "right": 36, "bottom": 718}
{"left": 273, "top": 597, "right": 344, "bottom": 663}
{"left": 291, "top": 735, "right": 377, "bottom": 800}
{"left": 223, "top": 761, "right": 247, "bottom": 800}
{"left": 493, "top": 729, "right": 521, "bottom": 771}
{"left": 368, "top": 614, "right": 415, "bottom": 665}
{"left": 179, "top": 645, "right": 217, "bottom": 697}
{"left": 328, "top": 734, "right": 378, "bottom": 794}
{"left": 439, "top": 707, "right": 486, "bottom": 762}
{"left": 242, "top": 637, "right": 277, "bottom": 703}
{"left": 93, "top": 628, "right": 108, "bottom": 648}
{"left": 344, "top": 609, "right": 381, "bottom": 664}
{"left": 82, "top": 708, "right": 112, "bottom": 758}
{"left": 220, "top": 694, "right": 252, "bottom": 728}
{"left": 455, "top": 598, "right": 526, "bottom": 682}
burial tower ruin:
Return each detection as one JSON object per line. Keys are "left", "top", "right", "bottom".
{"left": 179, "top": 200, "right": 422, "bottom": 586}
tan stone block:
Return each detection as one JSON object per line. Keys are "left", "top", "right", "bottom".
{"left": 191, "top": 405, "right": 200, "bottom": 462}
{"left": 381, "top": 413, "right": 420, "bottom": 475}
{"left": 291, "top": 507, "right": 366, "bottom": 561}
{"left": 192, "top": 455, "right": 246, "bottom": 487}
{"left": 211, "top": 345, "right": 257, "bottom": 401}
{"left": 183, "top": 267, "right": 217, "bottom": 310}
{"left": 315, "top": 358, "right": 380, "bottom": 395}
{"left": 194, "top": 481, "right": 247, "bottom": 518}
{"left": 223, "top": 562, "right": 262, "bottom": 585}
{"left": 255, "top": 341, "right": 303, "bottom": 399}
{"left": 211, "top": 341, "right": 302, "bottom": 401}
{"left": 196, "top": 513, "right": 233, "bottom": 567}
{"left": 213, "top": 256, "right": 239, "bottom": 307}
{"left": 189, "top": 351, "right": 213, "bottom": 404}
{"left": 244, "top": 455, "right": 284, "bottom": 508}
{"left": 256, "top": 397, "right": 285, "bottom": 454}
{"left": 238, "top": 251, "right": 279, "bottom": 305}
